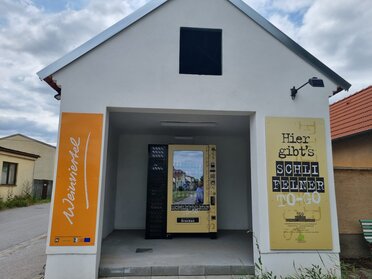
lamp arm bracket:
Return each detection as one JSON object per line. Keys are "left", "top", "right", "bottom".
{"left": 296, "top": 81, "right": 309, "bottom": 91}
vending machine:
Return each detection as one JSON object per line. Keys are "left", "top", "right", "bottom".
{"left": 145, "top": 144, "right": 217, "bottom": 239}
{"left": 167, "top": 145, "right": 217, "bottom": 235}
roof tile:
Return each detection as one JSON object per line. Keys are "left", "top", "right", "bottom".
{"left": 330, "top": 86, "right": 372, "bottom": 140}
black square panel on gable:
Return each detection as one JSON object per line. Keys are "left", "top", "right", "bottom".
{"left": 180, "top": 27, "right": 222, "bottom": 75}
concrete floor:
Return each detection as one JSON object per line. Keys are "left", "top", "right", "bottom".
{"left": 99, "top": 230, "right": 254, "bottom": 277}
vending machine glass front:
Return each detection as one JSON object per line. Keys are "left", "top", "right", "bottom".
{"left": 167, "top": 145, "right": 216, "bottom": 234}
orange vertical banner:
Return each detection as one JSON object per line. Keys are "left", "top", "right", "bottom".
{"left": 50, "top": 113, "right": 103, "bottom": 246}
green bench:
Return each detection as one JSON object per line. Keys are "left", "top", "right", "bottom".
{"left": 360, "top": 220, "right": 372, "bottom": 248}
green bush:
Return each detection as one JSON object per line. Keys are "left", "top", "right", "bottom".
{"left": 253, "top": 234, "right": 338, "bottom": 279}
{"left": 286, "top": 265, "right": 337, "bottom": 279}
{"left": 254, "top": 264, "right": 337, "bottom": 279}
{"left": 5, "top": 196, "right": 31, "bottom": 208}
{"left": 0, "top": 198, "right": 5, "bottom": 210}
{"left": 0, "top": 194, "right": 50, "bottom": 211}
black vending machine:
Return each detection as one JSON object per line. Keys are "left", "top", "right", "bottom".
{"left": 146, "top": 144, "right": 218, "bottom": 239}
{"left": 145, "top": 145, "right": 168, "bottom": 239}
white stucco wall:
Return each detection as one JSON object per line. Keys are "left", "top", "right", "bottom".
{"left": 55, "top": 0, "right": 336, "bottom": 116}
{"left": 46, "top": 0, "right": 342, "bottom": 277}
{"left": 113, "top": 133, "right": 251, "bottom": 231}
{"left": 101, "top": 125, "right": 119, "bottom": 239}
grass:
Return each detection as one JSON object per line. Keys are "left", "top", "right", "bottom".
{"left": 173, "top": 190, "right": 194, "bottom": 202}
{"left": 253, "top": 258, "right": 372, "bottom": 279}
{"left": 340, "top": 258, "right": 372, "bottom": 279}
{"left": 0, "top": 182, "right": 50, "bottom": 210}
{"left": 252, "top": 232, "right": 371, "bottom": 279}
{"left": 0, "top": 195, "right": 50, "bottom": 211}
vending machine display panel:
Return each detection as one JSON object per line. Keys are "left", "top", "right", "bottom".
{"left": 167, "top": 145, "right": 217, "bottom": 234}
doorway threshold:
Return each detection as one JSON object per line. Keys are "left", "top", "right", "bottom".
{"left": 99, "top": 230, "right": 254, "bottom": 277}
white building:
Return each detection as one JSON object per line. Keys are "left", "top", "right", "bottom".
{"left": 37, "top": 0, "right": 350, "bottom": 278}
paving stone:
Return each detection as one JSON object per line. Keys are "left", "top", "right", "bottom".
{"left": 206, "top": 275, "right": 232, "bottom": 279}
{"left": 152, "top": 276, "right": 179, "bottom": 279}
{"left": 205, "top": 266, "right": 231, "bottom": 275}
{"left": 122, "top": 267, "right": 151, "bottom": 276}
{"left": 179, "top": 266, "right": 206, "bottom": 276}
{"left": 231, "top": 275, "right": 254, "bottom": 279}
{"left": 99, "top": 267, "right": 124, "bottom": 277}
{"left": 151, "top": 266, "right": 179, "bottom": 276}
{"left": 231, "top": 266, "right": 254, "bottom": 275}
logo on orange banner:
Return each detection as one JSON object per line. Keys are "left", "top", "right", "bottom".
{"left": 50, "top": 113, "right": 103, "bottom": 246}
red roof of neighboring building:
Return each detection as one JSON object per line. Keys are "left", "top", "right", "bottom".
{"left": 330, "top": 86, "right": 372, "bottom": 140}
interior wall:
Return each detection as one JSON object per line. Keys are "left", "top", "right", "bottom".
{"left": 102, "top": 127, "right": 119, "bottom": 239}
{"left": 114, "top": 134, "right": 251, "bottom": 230}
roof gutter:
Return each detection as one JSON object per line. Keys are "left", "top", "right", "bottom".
{"left": 332, "top": 86, "right": 344, "bottom": 95}
{"left": 44, "top": 76, "right": 61, "bottom": 94}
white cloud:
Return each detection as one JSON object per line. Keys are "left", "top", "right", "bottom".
{"left": 0, "top": 0, "right": 149, "bottom": 144}
{"left": 244, "top": 0, "right": 372, "bottom": 101}
{"left": 268, "top": 13, "right": 298, "bottom": 39}
{"left": 271, "top": 0, "right": 314, "bottom": 13}
{"left": 243, "top": 0, "right": 313, "bottom": 16}
{"left": 298, "top": 0, "right": 372, "bottom": 92}
{"left": 0, "top": 0, "right": 371, "bottom": 143}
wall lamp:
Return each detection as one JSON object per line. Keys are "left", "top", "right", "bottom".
{"left": 291, "top": 77, "right": 324, "bottom": 100}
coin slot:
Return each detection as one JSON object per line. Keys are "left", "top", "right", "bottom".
{"left": 210, "top": 196, "right": 215, "bottom": 205}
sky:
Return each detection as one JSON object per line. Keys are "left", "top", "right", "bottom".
{"left": 0, "top": 0, "right": 371, "bottom": 144}
{"left": 174, "top": 151, "right": 204, "bottom": 180}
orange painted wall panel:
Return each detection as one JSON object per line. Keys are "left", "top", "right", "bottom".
{"left": 49, "top": 113, "right": 103, "bottom": 246}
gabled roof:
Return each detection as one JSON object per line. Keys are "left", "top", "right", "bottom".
{"left": 0, "top": 134, "right": 56, "bottom": 149}
{"left": 37, "top": 0, "right": 351, "bottom": 94}
{"left": 0, "top": 146, "right": 40, "bottom": 159}
{"left": 330, "top": 86, "right": 372, "bottom": 140}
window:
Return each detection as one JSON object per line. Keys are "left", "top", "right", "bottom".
{"left": 179, "top": 27, "right": 222, "bottom": 75}
{"left": 1, "top": 162, "right": 17, "bottom": 185}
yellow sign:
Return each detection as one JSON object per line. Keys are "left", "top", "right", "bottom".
{"left": 266, "top": 117, "right": 332, "bottom": 250}
{"left": 50, "top": 113, "right": 103, "bottom": 246}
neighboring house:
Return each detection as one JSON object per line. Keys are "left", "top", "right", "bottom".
{"left": 0, "top": 134, "right": 56, "bottom": 199}
{"left": 173, "top": 168, "right": 186, "bottom": 190}
{"left": 0, "top": 146, "right": 39, "bottom": 200}
{"left": 330, "top": 86, "right": 372, "bottom": 258}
